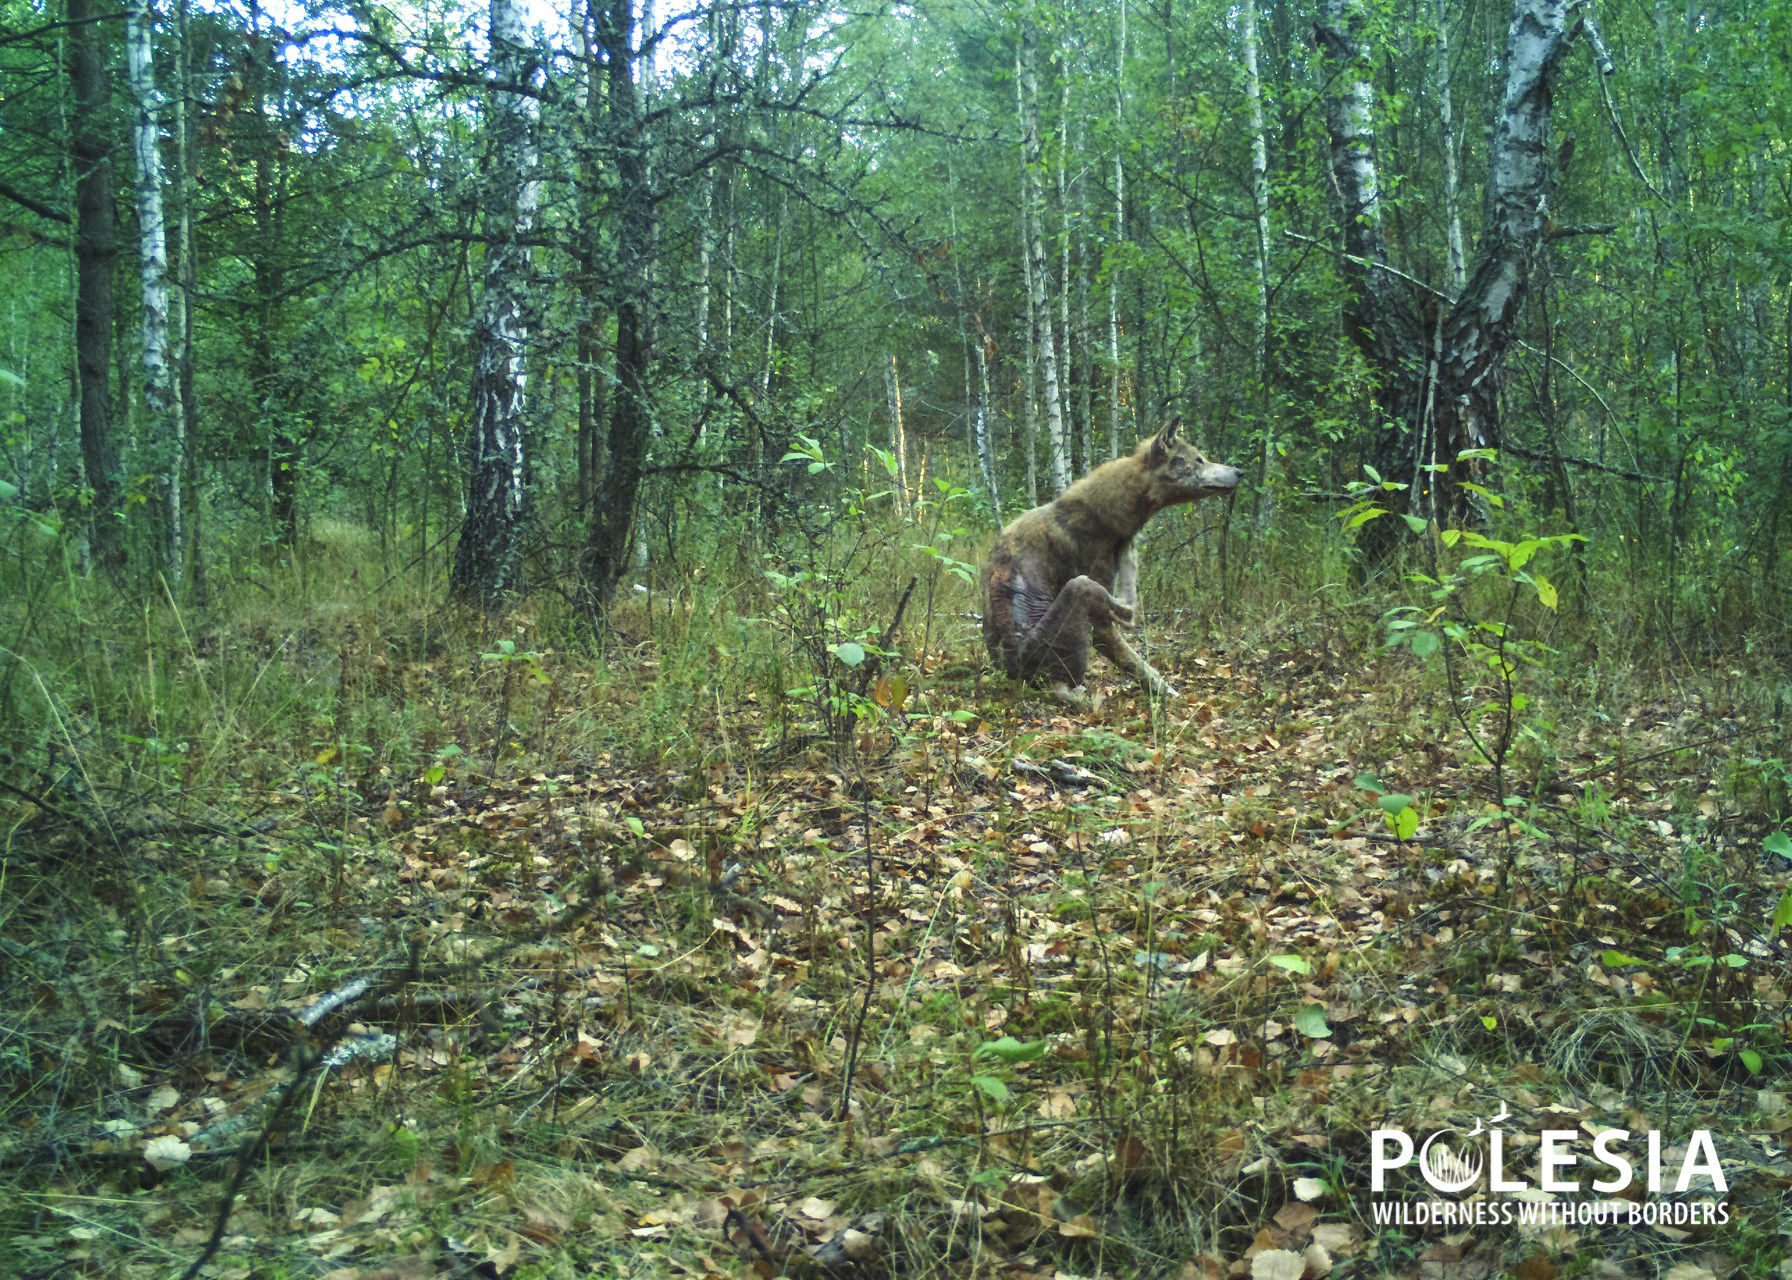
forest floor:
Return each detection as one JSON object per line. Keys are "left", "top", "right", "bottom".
{"left": 4, "top": 605, "right": 1791, "bottom": 1280}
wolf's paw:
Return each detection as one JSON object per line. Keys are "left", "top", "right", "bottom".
{"left": 1050, "top": 682, "right": 1090, "bottom": 709}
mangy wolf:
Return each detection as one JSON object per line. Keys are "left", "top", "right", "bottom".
{"left": 983, "top": 420, "right": 1239, "bottom": 701}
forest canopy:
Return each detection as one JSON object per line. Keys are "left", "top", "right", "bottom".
{"left": 1, "top": 0, "right": 1785, "bottom": 616}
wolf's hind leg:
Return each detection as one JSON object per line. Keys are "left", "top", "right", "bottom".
{"left": 1013, "top": 575, "right": 1130, "bottom": 687}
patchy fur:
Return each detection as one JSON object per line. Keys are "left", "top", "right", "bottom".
{"left": 983, "top": 420, "right": 1239, "bottom": 701}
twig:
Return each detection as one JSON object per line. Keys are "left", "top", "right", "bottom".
{"left": 1498, "top": 441, "right": 1663, "bottom": 484}
{"left": 837, "top": 791, "right": 879, "bottom": 1127}
{"left": 0, "top": 776, "right": 80, "bottom": 823}
{"left": 1580, "top": 14, "right": 1663, "bottom": 202}
{"left": 1011, "top": 756, "right": 1109, "bottom": 791}
{"left": 1298, "top": 828, "right": 1460, "bottom": 848}
{"left": 1575, "top": 727, "right": 1751, "bottom": 782}
{"left": 857, "top": 575, "right": 918, "bottom": 692}
{"left": 1283, "top": 229, "right": 1456, "bottom": 303}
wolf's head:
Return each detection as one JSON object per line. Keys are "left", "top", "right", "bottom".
{"left": 1142, "top": 418, "right": 1241, "bottom": 509}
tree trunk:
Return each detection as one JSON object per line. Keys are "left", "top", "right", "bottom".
{"left": 449, "top": 0, "right": 540, "bottom": 608}
{"left": 1107, "top": 0, "right": 1126, "bottom": 460}
{"left": 582, "top": 0, "right": 656, "bottom": 608}
{"left": 243, "top": 2, "right": 298, "bottom": 548}
{"left": 972, "top": 338, "right": 1000, "bottom": 522}
{"left": 69, "top": 0, "right": 124, "bottom": 574}
{"left": 1434, "top": 0, "right": 1468, "bottom": 295}
{"left": 885, "top": 353, "right": 910, "bottom": 518}
{"left": 1020, "top": 195, "right": 1040, "bottom": 510}
{"left": 1056, "top": 74, "right": 1077, "bottom": 476}
{"left": 1242, "top": 0, "right": 1273, "bottom": 528}
{"left": 1317, "top": 0, "right": 1578, "bottom": 549}
{"left": 1019, "top": 5, "right": 1070, "bottom": 495}
{"left": 1015, "top": 43, "right": 1040, "bottom": 513}
{"left": 175, "top": 0, "right": 203, "bottom": 598}
{"left": 125, "top": 0, "right": 188, "bottom": 585}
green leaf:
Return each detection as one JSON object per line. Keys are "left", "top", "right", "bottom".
{"left": 1348, "top": 507, "right": 1388, "bottom": 530}
{"left": 974, "top": 1036, "right": 1048, "bottom": 1064}
{"left": 1600, "top": 950, "right": 1646, "bottom": 968}
{"left": 971, "top": 1074, "right": 1011, "bottom": 1103}
{"left": 1390, "top": 807, "right": 1419, "bottom": 840}
{"left": 1354, "top": 773, "right": 1386, "bottom": 796}
{"left": 1409, "top": 630, "right": 1440, "bottom": 658}
{"left": 1268, "top": 954, "right": 1312, "bottom": 976}
{"left": 831, "top": 642, "right": 866, "bottom": 668}
{"left": 1377, "top": 794, "right": 1414, "bottom": 815}
{"left": 1481, "top": 1015, "right": 1498, "bottom": 1031}
{"left": 625, "top": 816, "right": 647, "bottom": 838}
{"left": 1771, "top": 890, "right": 1792, "bottom": 932}
{"left": 1722, "top": 953, "right": 1747, "bottom": 969}
{"left": 1293, "top": 1004, "right": 1333, "bottom": 1039}
{"left": 1401, "top": 513, "right": 1429, "bottom": 534}
{"left": 1739, "top": 1049, "right": 1763, "bottom": 1075}
{"left": 1533, "top": 574, "right": 1559, "bottom": 611}
{"left": 1763, "top": 832, "right": 1792, "bottom": 860}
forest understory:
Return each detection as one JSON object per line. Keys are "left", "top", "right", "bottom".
{"left": 3, "top": 547, "right": 1789, "bottom": 1280}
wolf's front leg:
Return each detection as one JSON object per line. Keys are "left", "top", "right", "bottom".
{"left": 1094, "top": 623, "right": 1178, "bottom": 698}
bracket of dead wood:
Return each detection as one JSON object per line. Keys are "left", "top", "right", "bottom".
{"left": 1011, "top": 756, "right": 1108, "bottom": 791}
{"left": 853, "top": 574, "right": 918, "bottom": 695}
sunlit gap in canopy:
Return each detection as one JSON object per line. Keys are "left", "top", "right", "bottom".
{"left": 231, "top": 0, "right": 812, "bottom": 97}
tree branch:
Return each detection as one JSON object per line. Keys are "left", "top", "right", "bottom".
{"left": 0, "top": 178, "right": 68, "bottom": 224}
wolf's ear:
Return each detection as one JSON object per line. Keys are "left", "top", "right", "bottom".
{"left": 1149, "top": 417, "right": 1182, "bottom": 462}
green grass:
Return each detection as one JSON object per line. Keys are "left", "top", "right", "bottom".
{"left": 1, "top": 513, "right": 1788, "bottom": 1279}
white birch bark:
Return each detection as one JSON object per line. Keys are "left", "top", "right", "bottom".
{"left": 1020, "top": 5, "right": 1070, "bottom": 495}
{"left": 885, "top": 353, "right": 910, "bottom": 519}
{"left": 449, "top": 0, "right": 539, "bottom": 605}
{"left": 1107, "top": 0, "right": 1126, "bottom": 459}
{"left": 1435, "top": 0, "right": 1467, "bottom": 295}
{"left": 1016, "top": 42, "right": 1039, "bottom": 508}
{"left": 972, "top": 338, "right": 1000, "bottom": 521}
{"left": 1241, "top": 0, "right": 1273, "bottom": 527}
{"left": 125, "top": 0, "right": 187, "bottom": 582}
{"left": 1056, "top": 73, "right": 1077, "bottom": 475}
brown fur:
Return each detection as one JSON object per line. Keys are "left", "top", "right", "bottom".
{"left": 983, "top": 420, "right": 1239, "bottom": 700}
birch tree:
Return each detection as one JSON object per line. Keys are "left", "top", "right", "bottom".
{"left": 1241, "top": 0, "right": 1273, "bottom": 526}
{"left": 124, "top": 0, "right": 188, "bottom": 583}
{"left": 1018, "top": 4, "right": 1070, "bottom": 495}
{"left": 449, "top": 0, "right": 540, "bottom": 606}
{"left": 1106, "top": 0, "right": 1126, "bottom": 460}
{"left": 1317, "top": 0, "right": 1582, "bottom": 547}
{"left": 885, "top": 353, "right": 910, "bottom": 518}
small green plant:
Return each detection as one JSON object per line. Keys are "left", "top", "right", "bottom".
{"left": 479, "top": 638, "right": 549, "bottom": 774}
{"left": 763, "top": 438, "right": 932, "bottom": 755}
{"left": 1353, "top": 772, "right": 1420, "bottom": 840}
{"left": 1346, "top": 451, "right": 1584, "bottom": 896}
{"left": 969, "top": 1034, "right": 1046, "bottom": 1110}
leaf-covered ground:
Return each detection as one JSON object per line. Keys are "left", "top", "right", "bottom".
{"left": 6, "top": 626, "right": 1790, "bottom": 1280}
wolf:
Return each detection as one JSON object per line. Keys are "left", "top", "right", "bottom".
{"left": 982, "top": 419, "right": 1239, "bottom": 701}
